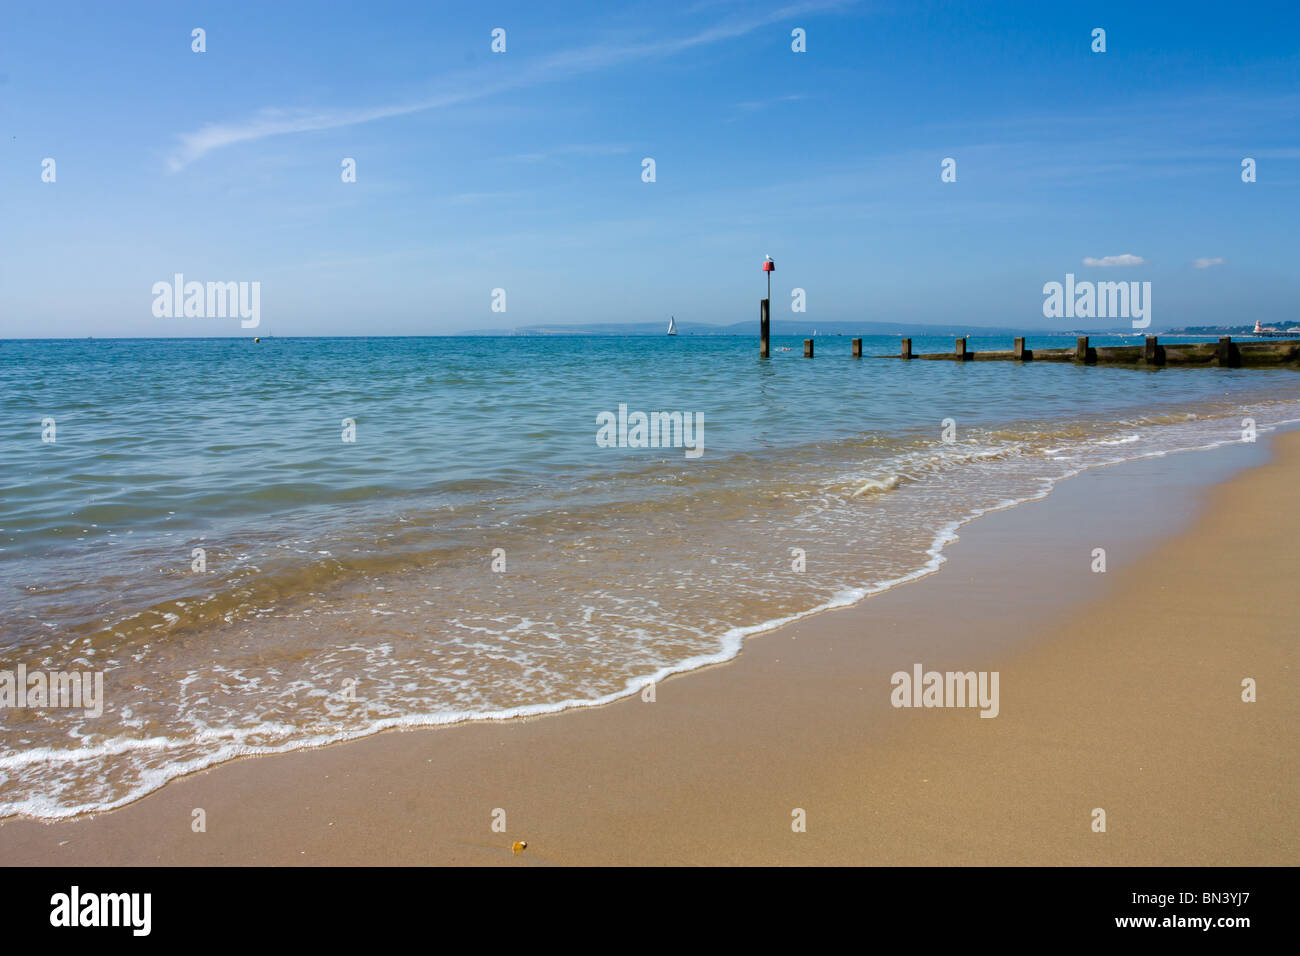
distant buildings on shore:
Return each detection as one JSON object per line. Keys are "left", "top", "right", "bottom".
{"left": 1252, "top": 320, "right": 1300, "bottom": 336}
{"left": 1165, "top": 321, "right": 1300, "bottom": 338}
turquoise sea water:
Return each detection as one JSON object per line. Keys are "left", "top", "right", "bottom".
{"left": 3, "top": 333, "right": 1300, "bottom": 817}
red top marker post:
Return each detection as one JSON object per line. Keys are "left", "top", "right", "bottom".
{"left": 760, "top": 256, "right": 774, "bottom": 359}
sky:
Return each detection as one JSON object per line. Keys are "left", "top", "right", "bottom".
{"left": 1, "top": 0, "right": 1297, "bottom": 337}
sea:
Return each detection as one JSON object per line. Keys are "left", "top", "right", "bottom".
{"left": 3, "top": 333, "right": 1300, "bottom": 818}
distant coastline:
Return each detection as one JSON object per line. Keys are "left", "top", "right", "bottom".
{"left": 4, "top": 326, "right": 1292, "bottom": 342}
{"left": 1164, "top": 324, "right": 1300, "bottom": 338}
{"left": 456, "top": 320, "right": 1284, "bottom": 338}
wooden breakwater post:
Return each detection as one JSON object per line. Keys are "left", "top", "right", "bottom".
{"left": 804, "top": 338, "right": 814, "bottom": 358}
{"left": 893, "top": 334, "right": 1300, "bottom": 367}
{"left": 852, "top": 338, "right": 862, "bottom": 358}
{"left": 1217, "top": 336, "right": 1238, "bottom": 368}
{"left": 1144, "top": 335, "right": 1165, "bottom": 366}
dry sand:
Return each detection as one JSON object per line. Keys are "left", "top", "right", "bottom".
{"left": 2, "top": 431, "right": 1296, "bottom": 866}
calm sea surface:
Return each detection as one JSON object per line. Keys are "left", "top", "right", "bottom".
{"left": 4, "top": 334, "right": 1300, "bottom": 816}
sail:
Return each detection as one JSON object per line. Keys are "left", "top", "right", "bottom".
{"left": 667, "top": 316, "right": 677, "bottom": 335}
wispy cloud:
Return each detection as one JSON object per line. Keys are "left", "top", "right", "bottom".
{"left": 1083, "top": 254, "right": 1145, "bottom": 267}
{"left": 167, "top": 1, "right": 847, "bottom": 171}
{"left": 1192, "top": 256, "right": 1226, "bottom": 269}
{"left": 166, "top": 94, "right": 483, "bottom": 173}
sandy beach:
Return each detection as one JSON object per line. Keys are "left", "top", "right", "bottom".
{"left": 2, "top": 430, "right": 1296, "bottom": 867}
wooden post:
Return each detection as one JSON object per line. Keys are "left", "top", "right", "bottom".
{"left": 1013, "top": 337, "right": 1025, "bottom": 360}
{"left": 900, "top": 337, "right": 912, "bottom": 360}
{"left": 1144, "top": 335, "right": 1163, "bottom": 366}
{"left": 1217, "top": 336, "right": 1233, "bottom": 367}
{"left": 760, "top": 298, "right": 770, "bottom": 358}
{"left": 851, "top": 338, "right": 862, "bottom": 358}
{"left": 804, "top": 338, "right": 814, "bottom": 358}
{"left": 955, "top": 337, "right": 967, "bottom": 360}
{"left": 1076, "top": 335, "right": 1089, "bottom": 362}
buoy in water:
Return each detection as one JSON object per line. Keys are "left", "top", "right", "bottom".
{"left": 253, "top": 337, "right": 260, "bottom": 343}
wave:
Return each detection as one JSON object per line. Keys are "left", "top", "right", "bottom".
{"left": 3, "top": 401, "right": 1299, "bottom": 819}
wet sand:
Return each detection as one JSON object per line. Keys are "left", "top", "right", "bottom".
{"left": 1, "top": 431, "right": 1296, "bottom": 865}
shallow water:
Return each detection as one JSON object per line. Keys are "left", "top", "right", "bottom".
{"left": 3, "top": 334, "right": 1299, "bottom": 816}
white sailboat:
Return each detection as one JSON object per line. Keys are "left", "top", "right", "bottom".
{"left": 667, "top": 315, "right": 677, "bottom": 336}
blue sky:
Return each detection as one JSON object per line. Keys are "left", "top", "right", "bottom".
{"left": 1, "top": 0, "right": 1297, "bottom": 337}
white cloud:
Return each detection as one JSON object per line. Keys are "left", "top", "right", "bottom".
{"left": 1192, "top": 257, "right": 1226, "bottom": 269}
{"left": 1082, "top": 254, "right": 1145, "bottom": 267}
{"left": 167, "top": 1, "right": 847, "bottom": 171}
{"left": 165, "top": 100, "right": 472, "bottom": 173}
